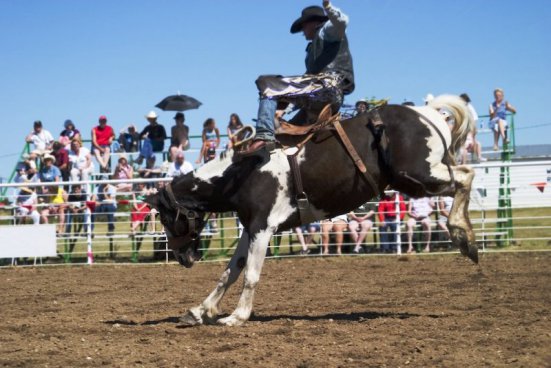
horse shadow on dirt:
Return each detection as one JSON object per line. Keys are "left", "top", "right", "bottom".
{"left": 104, "top": 311, "right": 444, "bottom": 328}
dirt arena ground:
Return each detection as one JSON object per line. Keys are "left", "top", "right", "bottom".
{"left": 1, "top": 252, "right": 550, "bottom": 368}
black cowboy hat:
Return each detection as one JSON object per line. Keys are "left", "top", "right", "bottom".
{"left": 290, "top": 5, "right": 328, "bottom": 34}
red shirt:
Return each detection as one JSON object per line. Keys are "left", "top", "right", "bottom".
{"left": 93, "top": 125, "right": 114, "bottom": 146}
{"left": 378, "top": 194, "right": 406, "bottom": 222}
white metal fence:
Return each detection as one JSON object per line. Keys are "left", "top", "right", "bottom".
{"left": 1, "top": 160, "right": 550, "bottom": 267}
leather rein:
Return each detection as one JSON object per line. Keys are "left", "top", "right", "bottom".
{"left": 163, "top": 182, "right": 205, "bottom": 241}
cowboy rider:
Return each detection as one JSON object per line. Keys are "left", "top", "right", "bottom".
{"left": 243, "top": 1, "right": 355, "bottom": 155}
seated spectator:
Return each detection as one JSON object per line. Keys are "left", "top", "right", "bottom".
{"left": 378, "top": 192, "right": 406, "bottom": 253}
{"left": 196, "top": 118, "right": 220, "bottom": 164}
{"left": 113, "top": 156, "right": 134, "bottom": 192}
{"left": 437, "top": 196, "right": 453, "bottom": 241}
{"left": 92, "top": 179, "right": 117, "bottom": 236}
{"left": 25, "top": 120, "right": 54, "bottom": 155}
{"left": 459, "top": 93, "right": 485, "bottom": 163}
{"left": 59, "top": 119, "right": 81, "bottom": 142}
{"left": 489, "top": 88, "right": 516, "bottom": 150}
{"left": 167, "top": 150, "right": 194, "bottom": 177}
{"left": 69, "top": 139, "right": 95, "bottom": 183}
{"left": 118, "top": 125, "right": 140, "bottom": 153}
{"left": 348, "top": 201, "right": 377, "bottom": 254}
{"left": 52, "top": 141, "right": 70, "bottom": 182}
{"left": 226, "top": 113, "right": 244, "bottom": 150}
{"left": 40, "top": 184, "right": 68, "bottom": 235}
{"left": 294, "top": 222, "right": 320, "bottom": 255}
{"left": 15, "top": 184, "right": 40, "bottom": 225}
{"left": 140, "top": 111, "right": 167, "bottom": 154}
{"left": 130, "top": 182, "right": 157, "bottom": 235}
{"left": 66, "top": 184, "right": 89, "bottom": 234}
{"left": 91, "top": 115, "right": 115, "bottom": 172}
{"left": 169, "top": 112, "right": 190, "bottom": 161}
{"left": 321, "top": 214, "right": 348, "bottom": 255}
{"left": 406, "top": 197, "right": 435, "bottom": 253}
{"left": 38, "top": 154, "right": 61, "bottom": 184}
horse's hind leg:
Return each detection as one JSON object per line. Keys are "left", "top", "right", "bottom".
{"left": 447, "top": 165, "right": 478, "bottom": 263}
{"left": 180, "top": 230, "right": 251, "bottom": 326}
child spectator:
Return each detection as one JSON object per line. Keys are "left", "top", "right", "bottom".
{"left": 91, "top": 115, "right": 115, "bottom": 172}
{"left": 25, "top": 120, "right": 54, "bottom": 155}
{"left": 169, "top": 112, "right": 190, "bottom": 161}
{"left": 226, "top": 113, "right": 244, "bottom": 150}
{"left": 15, "top": 184, "right": 40, "bottom": 225}
{"left": 130, "top": 182, "right": 157, "bottom": 235}
{"left": 196, "top": 118, "right": 220, "bottom": 164}
{"left": 66, "top": 184, "right": 89, "bottom": 234}
{"left": 348, "top": 201, "right": 377, "bottom": 254}
{"left": 321, "top": 214, "right": 348, "bottom": 255}
{"left": 406, "top": 197, "right": 435, "bottom": 253}
{"left": 40, "top": 184, "right": 68, "bottom": 235}
{"left": 489, "top": 88, "right": 516, "bottom": 150}
{"left": 92, "top": 179, "right": 117, "bottom": 236}
{"left": 378, "top": 192, "right": 406, "bottom": 253}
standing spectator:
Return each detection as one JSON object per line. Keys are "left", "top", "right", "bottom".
{"left": 196, "top": 118, "right": 220, "bottom": 164}
{"left": 25, "top": 120, "right": 54, "bottom": 155}
{"left": 489, "top": 88, "right": 516, "bottom": 150}
{"left": 321, "top": 214, "right": 348, "bottom": 255}
{"left": 52, "top": 141, "right": 70, "bottom": 182}
{"left": 355, "top": 99, "right": 369, "bottom": 115}
{"left": 92, "top": 179, "right": 117, "bottom": 236}
{"left": 130, "top": 182, "right": 157, "bottom": 235}
{"left": 66, "top": 184, "right": 89, "bottom": 235}
{"left": 437, "top": 196, "right": 454, "bottom": 241}
{"left": 69, "top": 139, "right": 95, "bottom": 183}
{"left": 166, "top": 151, "right": 194, "bottom": 177}
{"left": 40, "top": 184, "right": 68, "bottom": 235}
{"left": 38, "top": 154, "right": 61, "bottom": 183}
{"left": 226, "top": 113, "right": 244, "bottom": 150}
{"left": 140, "top": 111, "right": 167, "bottom": 153}
{"left": 348, "top": 201, "right": 376, "bottom": 253}
{"left": 113, "top": 156, "right": 134, "bottom": 192}
{"left": 459, "top": 93, "right": 485, "bottom": 163}
{"left": 406, "top": 197, "right": 435, "bottom": 253}
{"left": 91, "top": 115, "right": 115, "bottom": 172}
{"left": 59, "top": 119, "right": 81, "bottom": 142}
{"left": 118, "top": 125, "right": 140, "bottom": 153}
{"left": 378, "top": 192, "right": 406, "bottom": 253}
{"left": 169, "top": 112, "right": 190, "bottom": 161}
{"left": 294, "top": 222, "right": 320, "bottom": 255}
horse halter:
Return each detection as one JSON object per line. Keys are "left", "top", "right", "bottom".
{"left": 163, "top": 182, "right": 203, "bottom": 241}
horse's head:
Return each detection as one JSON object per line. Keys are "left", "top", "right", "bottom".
{"left": 145, "top": 183, "right": 206, "bottom": 268}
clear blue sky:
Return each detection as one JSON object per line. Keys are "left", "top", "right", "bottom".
{"left": 1, "top": 0, "right": 550, "bottom": 179}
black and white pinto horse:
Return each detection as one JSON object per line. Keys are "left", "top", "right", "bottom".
{"left": 146, "top": 95, "right": 476, "bottom": 326}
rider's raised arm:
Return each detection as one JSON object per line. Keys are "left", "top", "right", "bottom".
{"left": 321, "top": 2, "right": 349, "bottom": 41}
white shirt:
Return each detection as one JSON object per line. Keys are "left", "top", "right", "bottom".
{"left": 410, "top": 197, "right": 434, "bottom": 219}
{"left": 167, "top": 161, "right": 194, "bottom": 177}
{"left": 69, "top": 147, "right": 92, "bottom": 170}
{"left": 467, "top": 103, "right": 478, "bottom": 124}
{"left": 29, "top": 130, "right": 54, "bottom": 151}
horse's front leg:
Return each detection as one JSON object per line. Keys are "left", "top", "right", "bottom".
{"left": 180, "top": 230, "right": 251, "bottom": 326}
{"left": 217, "top": 228, "right": 273, "bottom": 326}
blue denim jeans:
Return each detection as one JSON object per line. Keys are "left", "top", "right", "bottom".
{"left": 254, "top": 98, "right": 277, "bottom": 141}
{"left": 379, "top": 221, "right": 398, "bottom": 253}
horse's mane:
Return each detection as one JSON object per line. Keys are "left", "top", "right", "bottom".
{"left": 427, "top": 94, "right": 475, "bottom": 156}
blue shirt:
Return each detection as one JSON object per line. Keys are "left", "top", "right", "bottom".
{"left": 39, "top": 165, "right": 61, "bottom": 182}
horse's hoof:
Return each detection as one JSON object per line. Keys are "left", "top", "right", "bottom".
{"left": 179, "top": 310, "right": 203, "bottom": 326}
{"left": 450, "top": 226, "right": 479, "bottom": 264}
{"left": 217, "top": 315, "right": 245, "bottom": 327}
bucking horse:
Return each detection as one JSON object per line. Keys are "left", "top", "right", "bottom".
{"left": 145, "top": 94, "right": 477, "bottom": 326}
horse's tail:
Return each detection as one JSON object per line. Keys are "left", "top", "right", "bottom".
{"left": 428, "top": 94, "right": 475, "bottom": 157}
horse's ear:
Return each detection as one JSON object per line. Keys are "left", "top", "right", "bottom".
{"left": 144, "top": 193, "right": 161, "bottom": 210}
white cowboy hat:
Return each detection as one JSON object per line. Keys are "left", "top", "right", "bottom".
{"left": 43, "top": 154, "right": 56, "bottom": 162}
{"left": 145, "top": 111, "right": 158, "bottom": 120}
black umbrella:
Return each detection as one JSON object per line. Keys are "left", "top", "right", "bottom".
{"left": 155, "top": 94, "right": 202, "bottom": 112}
